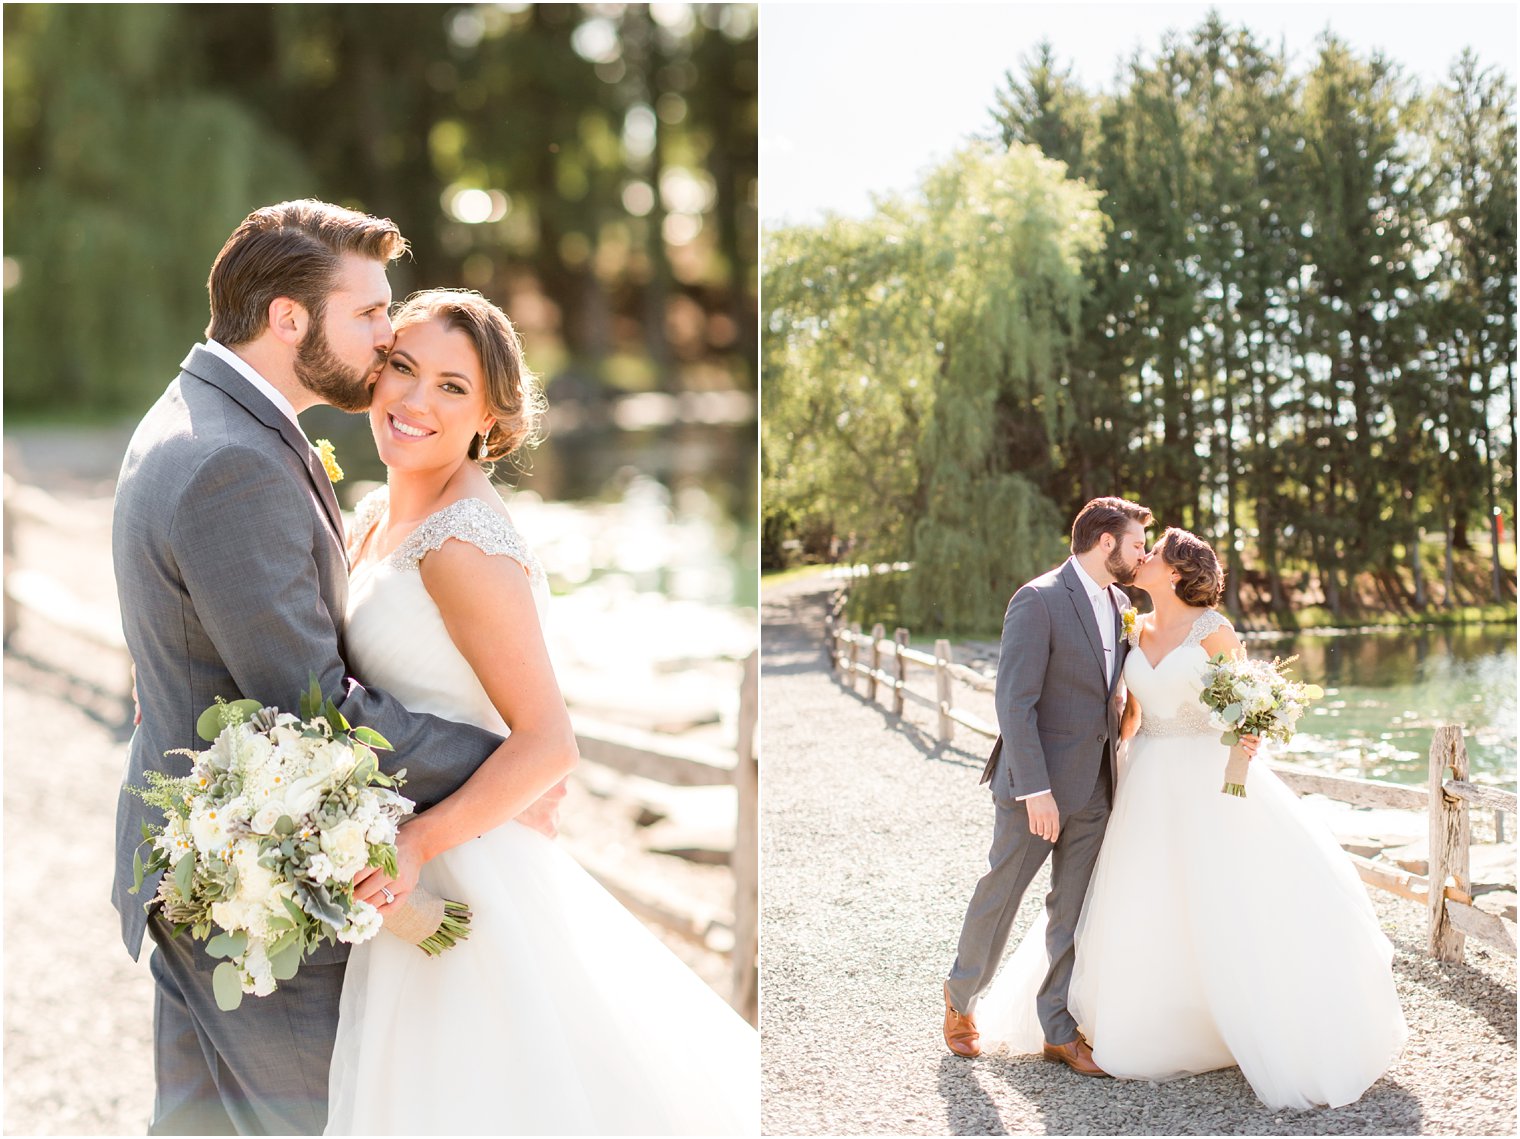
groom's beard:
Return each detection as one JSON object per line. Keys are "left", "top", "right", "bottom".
{"left": 295, "top": 321, "right": 383, "bottom": 413}
{"left": 1106, "top": 547, "right": 1139, "bottom": 585}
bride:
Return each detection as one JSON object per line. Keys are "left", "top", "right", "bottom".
{"left": 976, "top": 528, "right": 1408, "bottom": 1110}
{"left": 324, "top": 288, "right": 758, "bottom": 1135}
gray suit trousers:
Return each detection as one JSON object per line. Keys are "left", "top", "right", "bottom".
{"left": 147, "top": 913, "right": 342, "bottom": 1135}
{"left": 946, "top": 747, "right": 1112, "bottom": 1044}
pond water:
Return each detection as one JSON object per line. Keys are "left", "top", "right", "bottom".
{"left": 306, "top": 406, "right": 757, "bottom": 610}
{"left": 1245, "top": 625, "right": 1516, "bottom": 787}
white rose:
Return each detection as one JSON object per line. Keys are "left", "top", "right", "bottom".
{"left": 231, "top": 842, "right": 279, "bottom": 903}
{"left": 280, "top": 773, "right": 328, "bottom": 820}
{"left": 326, "top": 741, "right": 359, "bottom": 782}
{"left": 249, "top": 800, "right": 288, "bottom": 835}
{"left": 211, "top": 897, "right": 258, "bottom": 934}
{"left": 269, "top": 724, "right": 303, "bottom": 749}
{"left": 320, "top": 819, "right": 371, "bottom": 878}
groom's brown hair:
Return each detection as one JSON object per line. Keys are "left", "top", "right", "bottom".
{"left": 1070, "top": 496, "right": 1153, "bottom": 554}
{"left": 205, "top": 200, "right": 409, "bottom": 346}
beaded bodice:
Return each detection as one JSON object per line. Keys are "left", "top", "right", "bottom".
{"left": 1126, "top": 608, "right": 1231, "bottom": 738}
{"left": 351, "top": 487, "right": 547, "bottom": 596}
{"left": 343, "top": 488, "right": 547, "bottom": 734}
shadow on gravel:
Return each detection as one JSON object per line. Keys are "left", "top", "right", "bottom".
{"left": 940, "top": 1053, "right": 1425, "bottom": 1136}
{"left": 3, "top": 648, "right": 134, "bottom": 742}
{"left": 1394, "top": 946, "right": 1519, "bottom": 1042}
{"left": 935, "top": 1055, "right": 1010, "bottom": 1135}
{"left": 826, "top": 674, "right": 989, "bottom": 772}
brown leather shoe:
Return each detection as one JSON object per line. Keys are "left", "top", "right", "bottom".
{"left": 942, "top": 983, "right": 980, "bottom": 1057}
{"left": 1042, "top": 1034, "right": 1109, "bottom": 1077}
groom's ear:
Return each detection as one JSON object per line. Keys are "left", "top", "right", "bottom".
{"left": 267, "top": 296, "right": 310, "bottom": 347}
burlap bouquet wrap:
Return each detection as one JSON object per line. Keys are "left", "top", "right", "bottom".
{"left": 383, "top": 886, "right": 447, "bottom": 945}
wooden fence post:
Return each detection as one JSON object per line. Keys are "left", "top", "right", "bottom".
{"left": 730, "top": 650, "right": 758, "bottom": 1024}
{"left": 849, "top": 623, "right": 862, "bottom": 691}
{"left": 1428, "top": 725, "right": 1471, "bottom": 962}
{"left": 892, "top": 628, "right": 908, "bottom": 716}
{"left": 869, "top": 622, "right": 884, "bottom": 703}
{"left": 935, "top": 638, "right": 953, "bottom": 743}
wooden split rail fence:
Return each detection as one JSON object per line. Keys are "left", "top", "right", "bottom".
{"left": 824, "top": 590, "right": 1517, "bottom": 964}
{"left": 4, "top": 475, "right": 759, "bottom": 1022}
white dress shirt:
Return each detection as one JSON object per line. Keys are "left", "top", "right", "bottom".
{"left": 1017, "top": 557, "right": 1117, "bottom": 803}
{"left": 202, "top": 339, "right": 308, "bottom": 441}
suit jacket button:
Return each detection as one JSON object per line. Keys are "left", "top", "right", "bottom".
{"left": 1097, "top": 733, "right": 1107, "bottom": 743}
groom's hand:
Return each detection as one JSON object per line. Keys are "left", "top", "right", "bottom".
{"left": 1026, "top": 793, "right": 1061, "bottom": 844}
{"left": 516, "top": 777, "right": 568, "bottom": 839}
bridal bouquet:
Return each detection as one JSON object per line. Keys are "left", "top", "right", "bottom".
{"left": 1197, "top": 654, "right": 1324, "bottom": 797}
{"left": 129, "top": 678, "right": 465, "bottom": 1010}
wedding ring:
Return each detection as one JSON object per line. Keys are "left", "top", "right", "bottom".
{"left": 380, "top": 887, "right": 395, "bottom": 905}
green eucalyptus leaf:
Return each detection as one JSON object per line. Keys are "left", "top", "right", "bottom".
{"left": 206, "top": 930, "right": 248, "bottom": 959}
{"left": 173, "top": 853, "right": 195, "bottom": 899}
{"left": 196, "top": 704, "right": 226, "bottom": 742}
{"left": 351, "top": 726, "right": 393, "bottom": 752}
{"left": 270, "top": 940, "right": 303, "bottom": 982}
{"left": 280, "top": 894, "right": 308, "bottom": 928}
{"left": 212, "top": 961, "right": 244, "bottom": 1011}
{"left": 350, "top": 750, "right": 379, "bottom": 784}
{"left": 227, "top": 698, "right": 263, "bottom": 723}
{"left": 1219, "top": 731, "right": 1239, "bottom": 746}
{"left": 132, "top": 848, "right": 145, "bottom": 894}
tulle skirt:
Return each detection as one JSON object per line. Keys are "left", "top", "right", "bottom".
{"left": 326, "top": 821, "right": 759, "bottom": 1134}
{"left": 977, "top": 732, "right": 1408, "bottom": 1110}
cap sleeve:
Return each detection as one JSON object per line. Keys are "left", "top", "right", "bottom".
{"left": 391, "top": 497, "right": 544, "bottom": 589}
{"left": 1185, "top": 608, "right": 1232, "bottom": 647}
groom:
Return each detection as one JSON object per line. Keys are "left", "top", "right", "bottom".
{"left": 111, "top": 200, "right": 556, "bottom": 1134}
{"left": 942, "top": 496, "right": 1151, "bottom": 1073}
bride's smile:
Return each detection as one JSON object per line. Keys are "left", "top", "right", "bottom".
{"left": 368, "top": 316, "right": 494, "bottom": 471}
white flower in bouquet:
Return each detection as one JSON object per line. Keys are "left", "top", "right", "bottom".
{"left": 321, "top": 818, "right": 372, "bottom": 879}
{"left": 189, "top": 801, "right": 236, "bottom": 853}
{"left": 129, "top": 679, "right": 416, "bottom": 1010}
{"left": 1198, "top": 652, "right": 1325, "bottom": 797}
{"left": 338, "top": 900, "right": 384, "bottom": 945}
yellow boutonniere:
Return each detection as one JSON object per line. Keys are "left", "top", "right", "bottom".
{"left": 1121, "top": 606, "right": 1138, "bottom": 646}
{"left": 315, "top": 439, "right": 344, "bottom": 484}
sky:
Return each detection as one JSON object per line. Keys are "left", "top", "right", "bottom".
{"left": 759, "top": 0, "right": 1520, "bottom": 225}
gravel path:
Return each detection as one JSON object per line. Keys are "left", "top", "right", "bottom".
{"left": 759, "top": 575, "right": 1517, "bottom": 1137}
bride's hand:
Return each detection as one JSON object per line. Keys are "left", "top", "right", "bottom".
{"left": 353, "top": 825, "right": 426, "bottom": 911}
{"left": 1239, "top": 733, "right": 1261, "bottom": 760}
{"left": 516, "top": 777, "right": 568, "bottom": 840}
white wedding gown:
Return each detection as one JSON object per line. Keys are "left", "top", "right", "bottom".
{"left": 977, "top": 609, "right": 1408, "bottom": 1110}
{"left": 325, "top": 489, "right": 759, "bottom": 1135}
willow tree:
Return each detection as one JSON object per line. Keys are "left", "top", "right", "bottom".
{"left": 2, "top": 4, "right": 311, "bottom": 412}
{"left": 761, "top": 210, "right": 934, "bottom": 567}
{"left": 899, "top": 143, "right": 1106, "bottom": 631}
{"left": 765, "top": 142, "right": 1106, "bottom": 628}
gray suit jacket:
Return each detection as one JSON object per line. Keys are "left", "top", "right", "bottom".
{"left": 980, "top": 559, "right": 1129, "bottom": 815}
{"left": 111, "top": 344, "right": 502, "bottom": 963}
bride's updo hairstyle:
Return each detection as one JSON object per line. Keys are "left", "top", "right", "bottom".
{"left": 389, "top": 289, "right": 546, "bottom": 468}
{"left": 1159, "top": 527, "right": 1226, "bottom": 608}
